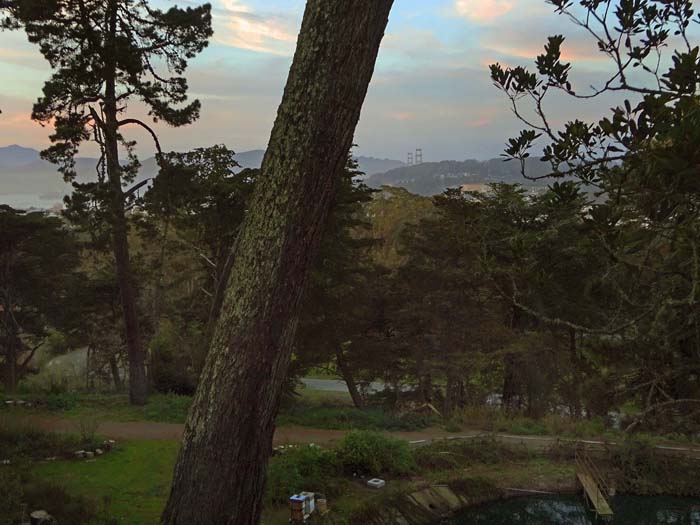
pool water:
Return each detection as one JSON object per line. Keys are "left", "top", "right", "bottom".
{"left": 453, "top": 494, "right": 700, "bottom": 524}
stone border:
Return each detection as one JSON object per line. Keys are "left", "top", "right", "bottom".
{"left": 0, "top": 439, "right": 117, "bottom": 466}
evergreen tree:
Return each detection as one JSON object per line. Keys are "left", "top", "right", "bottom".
{"left": 162, "top": 1, "right": 393, "bottom": 522}
{"left": 0, "top": 206, "right": 81, "bottom": 392}
{"left": 3, "top": 0, "right": 212, "bottom": 404}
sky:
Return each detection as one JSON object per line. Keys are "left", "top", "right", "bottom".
{"left": 0, "top": 0, "right": 668, "bottom": 161}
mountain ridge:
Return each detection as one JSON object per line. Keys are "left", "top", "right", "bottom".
{"left": 0, "top": 146, "right": 405, "bottom": 199}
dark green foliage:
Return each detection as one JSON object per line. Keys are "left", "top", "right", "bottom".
{"left": 265, "top": 446, "right": 344, "bottom": 505}
{"left": 149, "top": 326, "right": 198, "bottom": 396}
{"left": 293, "top": 155, "right": 378, "bottom": 406}
{"left": 334, "top": 430, "right": 415, "bottom": 477}
{"left": 143, "top": 145, "right": 257, "bottom": 351}
{"left": 277, "top": 404, "right": 436, "bottom": 431}
{"left": 0, "top": 464, "right": 102, "bottom": 525}
{"left": 446, "top": 477, "right": 502, "bottom": 502}
{"left": 488, "top": 0, "right": 700, "bottom": 430}
{"left": 0, "top": 206, "right": 81, "bottom": 391}
{"left": 414, "top": 438, "right": 530, "bottom": 471}
{"left": 0, "top": 415, "right": 96, "bottom": 459}
{"left": 610, "top": 437, "right": 700, "bottom": 496}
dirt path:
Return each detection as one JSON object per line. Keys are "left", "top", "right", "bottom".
{"left": 23, "top": 415, "right": 700, "bottom": 459}
{"left": 27, "top": 415, "right": 469, "bottom": 444}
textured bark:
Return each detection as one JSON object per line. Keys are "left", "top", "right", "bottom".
{"left": 336, "top": 348, "right": 365, "bottom": 409}
{"left": 161, "top": 2, "right": 393, "bottom": 523}
{"left": 103, "top": 5, "right": 148, "bottom": 406}
{"left": 3, "top": 338, "right": 16, "bottom": 393}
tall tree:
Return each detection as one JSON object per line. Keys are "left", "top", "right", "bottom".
{"left": 490, "top": 0, "right": 700, "bottom": 427}
{"left": 143, "top": 145, "right": 256, "bottom": 335}
{"left": 294, "top": 155, "right": 377, "bottom": 409}
{"left": 161, "top": 1, "right": 394, "bottom": 523}
{"left": 4, "top": 0, "right": 212, "bottom": 404}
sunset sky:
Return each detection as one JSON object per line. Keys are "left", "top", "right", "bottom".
{"left": 0, "top": 0, "right": 640, "bottom": 161}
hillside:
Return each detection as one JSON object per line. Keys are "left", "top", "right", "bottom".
{"left": 366, "top": 158, "right": 551, "bottom": 196}
{"left": 232, "top": 149, "right": 404, "bottom": 176}
{"left": 0, "top": 146, "right": 404, "bottom": 206}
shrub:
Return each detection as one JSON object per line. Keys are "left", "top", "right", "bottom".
{"left": 20, "top": 361, "right": 84, "bottom": 397}
{"left": 149, "top": 324, "right": 200, "bottom": 396}
{"left": 0, "top": 466, "right": 25, "bottom": 525}
{"left": 0, "top": 415, "right": 92, "bottom": 459}
{"left": 446, "top": 477, "right": 501, "bottom": 503}
{"left": 335, "top": 430, "right": 415, "bottom": 477}
{"left": 451, "top": 405, "right": 501, "bottom": 432}
{"left": 0, "top": 462, "right": 102, "bottom": 525}
{"left": 74, "top": 416, "right": 101, "bottom": 443}
{"left": 266, "top": 445, "right": 342, "bottom": 504}
{"left": 605, "top": 435, "right": 700, "bottom": 495}
{"left": 277, "top": 405, "right": 435, "bottom": 431}
{"left": 143, "top": 394, "right": 192, "bottom": 424}
{"left": 414, "top": 437, "right": 529, "bottom": 471}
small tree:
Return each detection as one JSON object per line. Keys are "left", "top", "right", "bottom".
{"left": 3, "top": 0, "right": 212, "bottom": 404}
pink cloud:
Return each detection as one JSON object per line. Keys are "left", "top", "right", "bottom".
{"left": 216, "top": 1, "right": 297, "bottom": 55}
{"left": 455, "top": 0, "right": 515, "bottom": 22}
{"left": 389, "top": 111, "right": 414, "bottom": 122}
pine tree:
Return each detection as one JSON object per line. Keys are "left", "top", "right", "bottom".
{"left": 3, "top": 0, "right": 212, "bottom": 404}
{"left": 161, "top": 1, "right": 394, "bottom": 523}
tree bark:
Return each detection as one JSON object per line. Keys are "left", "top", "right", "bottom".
{"left": 109, "top": 354, "right": 122, "bottom": 391}
{"left": 336, "top": 348, "right": 365, "bottom": 409}
{"left": 103, "top": 1, "right": 148, "bottom": 405}
{"left": 3, "top": 336, "right": 16, "bottom": 393}
{"left": 161, "top": 2, "right": 392, "bottom": 523}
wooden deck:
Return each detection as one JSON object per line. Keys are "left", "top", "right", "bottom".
{"left": 577, "top": 472, "right": 613, "bottom": 519}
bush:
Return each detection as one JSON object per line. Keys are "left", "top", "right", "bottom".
{"left": 446, "top": 477, "right": 501, "bottom": 503}
{"left": 414, "top": 437, "right": 529, "bottom": 471}
{"left": 0, "top": 464, "right": 100, "bottom": 525}
{"left": 277, "top": 405, "right": 435, "bottom": 431}
{"left": 607, "top": 435, "right": 700, "bottom": 496}
{"left": 149, "top": 324, "right": 200, "bottom": 396}
{"left": 335, "top": 430, "right": 415, "bottom": 477}
{"left": 0, "top": 415, "right": 95, "bottom": 459}
{"left": 20, "top": 361, "right": 84, "bottom": 397}
{"left": 143, "top": 394, "right": 192, "bottom": 423}
{"left": 266, "top": 445, "right": 342, "bottom": 505}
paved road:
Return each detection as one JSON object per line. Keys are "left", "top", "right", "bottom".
{"left": 300, "top": 378, "right": 409, "bottom": 393}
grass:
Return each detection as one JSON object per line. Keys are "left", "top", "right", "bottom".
{"left": 5, "top": 388, "right": 437, "bottom": 431}
{"left": 34, "top": 440, "right": 179, "bottom": 525}
{"left": 0, "top": 413, "right": 100, "bottom": 460}
{"left": 451, "top": 406, "right": 620, "bottom": 441}
{"left": 19, "top": 427, "right": 699, "bottom": 525}
{"left": 4, "top": 392, "right": 192, "bottom": 424}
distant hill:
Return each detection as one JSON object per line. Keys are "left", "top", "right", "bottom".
{"left": 366, "top": 158, "right": 552, "bottom": 196}
{"left": 0, "top": 145, "right": 405, "bottom": 203}
{"left": 232, "top": 149, "right": 404, "bottom": 176}
{"left": 0, "top": 145, "right": 42, "bottom": 168}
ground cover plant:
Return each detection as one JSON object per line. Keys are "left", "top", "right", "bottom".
{"left": 0, "top": 414, "right": 100, "bottom": 460}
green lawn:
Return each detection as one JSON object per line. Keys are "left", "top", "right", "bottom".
{"left": 35, "top": 441, "right": 179, "bottom": 525}
{"left": 29, "top": 438, "right": 580, "bottom": 524}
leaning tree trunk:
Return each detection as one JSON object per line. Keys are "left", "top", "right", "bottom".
{"left": 336, "top": 347, "right": 365, "bottom": 409}
{"left": 161, "top": 2, "right": 393, "bottom": 524}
